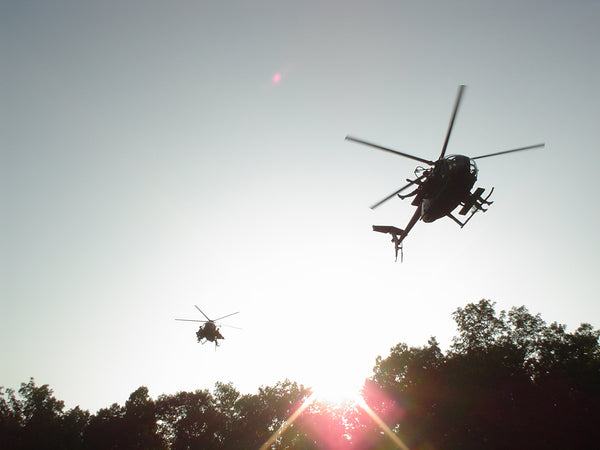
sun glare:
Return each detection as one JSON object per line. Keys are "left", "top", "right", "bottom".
{"left": 261, "top": 373, "right": 410, "bottom": 450}
{"left": 308, "top": 374, "right": 365, "bottom": 407}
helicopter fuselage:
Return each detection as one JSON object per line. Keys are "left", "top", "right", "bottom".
{"left": 196, "top": 321, "right": 224, "bottom": 343}
{"left": 418, "top": 155, "right": 478, "bottom": 222}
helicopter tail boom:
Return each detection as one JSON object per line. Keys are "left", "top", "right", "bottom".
{"left": 372, "top": 225, "right": 405, "bottom": 235}
{"left": 373, "top": 208, "right": 422, "bottom": 261}
{"left": 373, "top": 225, "right": 405, "bottom": 262}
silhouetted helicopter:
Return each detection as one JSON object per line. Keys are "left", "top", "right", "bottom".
{"left": 175, "top": 305, "right": 240, "bottom": 347}
{"left": 346, "top": 85, "right": 544, "bottom": 261}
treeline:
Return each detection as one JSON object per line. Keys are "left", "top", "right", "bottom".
{"left": 1, "top": 377, "right": 311, "bottom": 449}
{"left": 2, "top": 300, "right": 599, "bottom": 449}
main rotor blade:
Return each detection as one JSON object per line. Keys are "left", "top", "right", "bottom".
{"left": 220, "top": 324, "right": 243, "bottom": 330}
{"left": 439, "top": 84, "right": 466, "bottom": 159}
{"left": 471, "top": 143, "right": 545, "bottom": 160}
{"left": 370, "top": 181, "right": 417, "bottom": 210}
{"left": 194, "top": 305, "right": 211, "bottom": 321}
{"left": 345, "top": 136, "right": 434, "bottom": 165}
{"left": 213, "top": 311, "right": 240, "bottom": 322}
{"left": 175, "top": 319, "right": 208, "bottom": 323}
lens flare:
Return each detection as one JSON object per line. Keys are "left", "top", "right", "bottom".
{"left": 260, "top": 386, "right": 410, "bottom": 450}
{"left": 272, "top": 72, "right": 282, "bottom": 83}
{"left": 358, "top": 396, "right": 410, "bottom": 450}
{"left": 258, "top": 393, "right": 314, "bottom": 450}
{"left": 309, "top": 376, "right": 364, "bottom": 407}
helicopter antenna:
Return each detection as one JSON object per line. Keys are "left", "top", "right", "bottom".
{"left": 439, "top": 84, "right": 465, "bottom": 159}
{"left": 471, "top": 143, "right": 545, "bottom": 160}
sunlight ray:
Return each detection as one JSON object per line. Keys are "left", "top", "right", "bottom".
{"left": 260, "top": 388, "right": 410, "bottom": 449}
{"left": 358, "top": 396, "right": 410, "bottom": 450}
{"left": 259, "top": 393, "right": 316, "bottom": 450}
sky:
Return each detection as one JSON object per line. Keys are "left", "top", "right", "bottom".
{"left": 2, "top": 1, "right": 599, "bottom": 413}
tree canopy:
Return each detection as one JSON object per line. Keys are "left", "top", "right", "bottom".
{"left": 2, "top": 300, "right": 599, "bottom": 449}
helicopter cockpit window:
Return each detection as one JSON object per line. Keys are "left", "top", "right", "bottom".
{"left": 469, "top": 159, "right": 478, "bottom": 176}
{"left": 446, "top": 155, "right": 478, "bottom": 176}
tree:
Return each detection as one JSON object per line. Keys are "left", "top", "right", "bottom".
{"left": 219, "top": 379, "right": 310, "bottom": 449}
{"left": 0, "top": 386, "right": 23, "bottom": 448}
{"left": 370, "top": 299, "right": 600, "bottom": 449}
{"left": 82, "top": 402, "right": 127, "bottom": 449}
{"left": 155, "top": 379, "right": 311, "bottom": 449}
{"left": 0, "top": 378, "right": 89, "bottom": 449}
{"left": 155, "top": 389, "right": 223, "bottom": 449}
{"left": 83, "top": 387, "right": 162, "bottom": 449}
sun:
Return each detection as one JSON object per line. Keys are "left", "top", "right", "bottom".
{"left": 300, "top": 352, "right": 371, "bottom": 407}
{"left": 308, "top": 372, "right": 365, "bottom": 407}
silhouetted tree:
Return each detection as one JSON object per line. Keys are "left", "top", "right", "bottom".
{"left": 369, "top": 299, "right": 600, "bottom": 449}
{"left": 155, "top": 389, "right": 221, "bottom": 449}
{"left": 82, "top": 402, "right": 127, "bottom": 449}
{"left": 83, "top": 387, "right": 163, "bottom": 449}
{"left": 0, "top": 386, "right": 23, "bottom": 448}
{"left": 0, "top": 378, "right": 89, "bottom": 449}
{"left": 123, "top": 386, "right": 162, "bottom": 449}
{"left": 218, "top": 379, "right": 310, "bottom": 448}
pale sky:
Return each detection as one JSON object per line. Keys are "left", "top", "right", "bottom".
{"left": 2, "top": 1, "right": 599, "bottom": 413}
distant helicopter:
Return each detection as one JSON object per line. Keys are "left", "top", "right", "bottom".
{"left": 346, "top": 85, "right": 544, "bottom": 261}
{"left": 175, "top": 306, "right": 240, "bottom": 347}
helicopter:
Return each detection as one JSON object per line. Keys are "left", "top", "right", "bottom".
{"left": 175, "top": 305, "right": 240, "bottom": 347}
{"left": 346, "top": 85, "right": 544, "bottom": 261}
